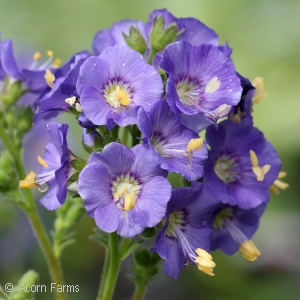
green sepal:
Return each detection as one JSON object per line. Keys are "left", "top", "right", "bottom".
{"left": 15, "top": 106, "right": 34, "bottom": 134}
{"left": 68, "top": 107, "right": 80, "bottom": 116}
{"left": 126, "top": 248, "right": 160, "bottom": 287}
{"left": 89, "top": 227, "right": 109, "bottom": 248}
{"left": 71, "top": 157, "right": 87, "bottom": 171}
{"left": 122, "top": 26, "right": 147, "bottom": 55}
{"left": 150, "top": 16, "right": 178, "bottom": 53}
{"left": 139, "top": 227, "right": 156, "bottom": 239}
{"left": 68, "top": 172, "right": 79, "bottom": 183}
{"left": 119, "top": 240, "right": 143, "bottom": 261}
{"left": 81, "top": 142, "right": 95, "bottom": 154}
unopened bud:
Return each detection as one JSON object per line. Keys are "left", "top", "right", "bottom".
{"left": 122, "top": 26, "right": 147, "bottom": 55}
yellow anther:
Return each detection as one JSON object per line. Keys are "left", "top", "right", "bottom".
{"left": 194, "top": 248, "right": 216, "bottom": 276}
{"left": 115, "top": 186, "right": 137, "bottom": 213}
{"left": 115, "top": 86, "right": 131, "bottom": 106}
{"left": 184, "top": 138, "right": 203, "bottom": 167}
{"left": 252, "top": 77, "right": 267, "bottom": 104}
{"left": 205, "top": 76, "right": 221, "bottom": 93}
{"left": 124, "top": 193, "right": 136, "bottom": 211}
{"left": 250, "top": 150, "right": 270, "bottom": 181}
{"left": 38, "top": 156, "right": 48, "bottom": 167}
{"left": 44, "top": 69, "right": 55, "bottom": 88}
{"left": 187, "top": 138, "right": 203, "bottom": 152}
{"left": 239, "top": 240, "right": 261, "bottom": 262}
{"left": 114, "top": 186, "right": 128, "bottom": 199}
{"left": 33, "top": 52, "right": 41, "bottom": 60}
{"left": 65, "top": 96, "right": 76, "bottom": 106}
{"left": 269, "top": 171, "right": 289, "bottom": 194}
{"left": 47, "top": 50, "right": 54, "bottom": 57}
{"left": 19, "top": 171, "right": 36, "bottom": 189}
{"left": 75, "top": 102, "right": 83, "bottom": 112}
{"left": 52, "top": 58, "right": 61, "bottom": 68}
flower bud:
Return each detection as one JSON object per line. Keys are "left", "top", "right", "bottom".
{"left": 150, "top": 16, "right": 178, "bottom": 53}
{"left": 1, "top": 79, "right": 23, "bottom": 107}
{"left": 64, "top": 199, "right": 85, "bottom": 228}
{"left": 122, "top": 26, "right": 147, "bottom": 55}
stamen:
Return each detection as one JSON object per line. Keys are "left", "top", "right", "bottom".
{"left": 52, "top": 58, "right": 61, "bottom": 68}
{"left": 38, "top": 156, "right": 48, "bottom": 167}
{"left": 194, "top": 248, "right": 216, "bottom": 276}
{"left": 239, "top": 240, "right": 261, "bottom": 262}
{"left": 205, "top": 76, "right": 221, "bottom": 93}
{"left": 75, "top": 103, "right": 83, "bottom": 112}
{"left": 115, "top": 186, "right": 137, "bottom": 214}
{"left": 47, "top": 50, "right": 53, "bottom": 57}
{"left": 19, "top": 171, "right": 36, "bottom": 189}
{"left": 65, "top": 96, "right": 77, "bottom": 106}
{"left": 44, "top": 69, "right": 55, "bottom": 88}
{"left": 184, "top": 138, "right": 203, "bottom": 167}
{"left": 269, "top": 171, "right": 289, "bottom": 194}
{"left": 115, "top": 86, "right": 131, "bottom": 106}
{"left": 33, "top": 52, "right": 41, "bottom": 60}
{"left": 250, "top": 150, "right": 270, "bottom": 181}
{"left": 252, "top": 77, "right": 267, "bottom": 104}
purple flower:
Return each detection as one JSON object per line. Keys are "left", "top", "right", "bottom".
{"left": 160, "top": 40, "right": 242, "bottom": 123}
{"left": 228, "top": 73, "right": 255, "bottom": 125}
{"left": 211, "top": 203, "right": 266, "bottom": 261}
{"left": 82, "top": 128, "right": 102, "bottom": 147}
{"left": 203, "top": 119, "right": 281, "bottom": 209}
{"left": 19, "top": 122, "right": 71, "bottom": 210}
{"left": 78, "top": 143, "right": 172, "bottom": 237}
{"left": 77, "top": 45, "right": 163, "bottom": 128}
{"left": 152, "top": 186, "right": 217, "bottom": 278}
{"left": 0, "top": 39, "right": 22, "bottom": 81}
{"left": 137, "top": 100, "right": 207, "bottom": 181}
{"left": 34, "top": 51, "right": 89, "bottom": 122}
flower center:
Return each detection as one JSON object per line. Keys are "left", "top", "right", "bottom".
{"left": 166, "top": 209, "right": 186, "bottom": 238}
{"left": 212, "top": 207, "right": 234, "bottom": 231}
{"left": 150, "top": 133, "right": 167, "bottom": 156}
{"left": 176, "top": 78, "right": 202, "bottom": 107}
{"left": 112, "top": 173, "right": 141, "bottom": 216}
{"left": 214, "top": 154, "right": 239, "bottom": 183}
{"left": 103, "top": 80, "right": 132, "bottom": 111}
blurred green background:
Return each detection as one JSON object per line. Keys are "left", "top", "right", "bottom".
{"left": 0, "top": 0, "right": 299, "bottom": 299}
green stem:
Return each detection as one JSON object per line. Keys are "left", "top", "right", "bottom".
{"left": 96, "top": 246, "right": 111, "bottom": 300}
{"left": 0, "top": 126, "right": 66, "bottom": 300}
{"left": 147, "top": 49, "right": 157, "bottom": 65}
{"left": 98, "top": 232, "right": 121, "bottom": 300}
{"left": 132, "top": 284, "right": 147, "bottom": 300}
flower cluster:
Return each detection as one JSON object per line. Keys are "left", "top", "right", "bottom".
{"left": 8, "top": 8, "right": 288, "bottom": 279}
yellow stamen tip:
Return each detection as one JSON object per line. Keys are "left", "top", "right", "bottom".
{"left": 19, "top": 171, "right": 36, "bottom": 189}
{"left": 38, "top": 156, "right": 48, "bottom": 167}
{"left": 75, "top": 103, "right": 83, "bottom": 112}
{"left": 44, "top": 69, "right": 55, "bottom": 88}
{"left": 65, "top": 96, "right": 76, "bottom": 106}
{"left": 205, "top": 76, "right": 221, "bottom": 93}
{"left": 115, "top": 86, "right": 131, "bottom": 106}
{"left": 252, "top": 77, "right": 267, "bottom": 104}
{"left": 250, "top": 150, "right": 271, "bottom": 181}
{"left": 47, "top": 50, "right": 53, "bottom": 57}
{"left": 53, "top": 58, "right": 61, "bottom": 68}
{"left": 269, "top": 171, "right": 289, "bottom": 194}
{"left": 187, "top": 138, "right": 203, "bottom": 153}
{"left": 239, "top": 240, "right": 261, "bottom": 262}
{"left": 194, "top": 248, "right": 216, "bottom": 276}
{"left": 33, "top": 52, "right": 41, "bottom": 60}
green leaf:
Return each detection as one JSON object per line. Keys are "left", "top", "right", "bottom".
{"left": 71, "top": 157, "right": 87, "bottom": 171}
